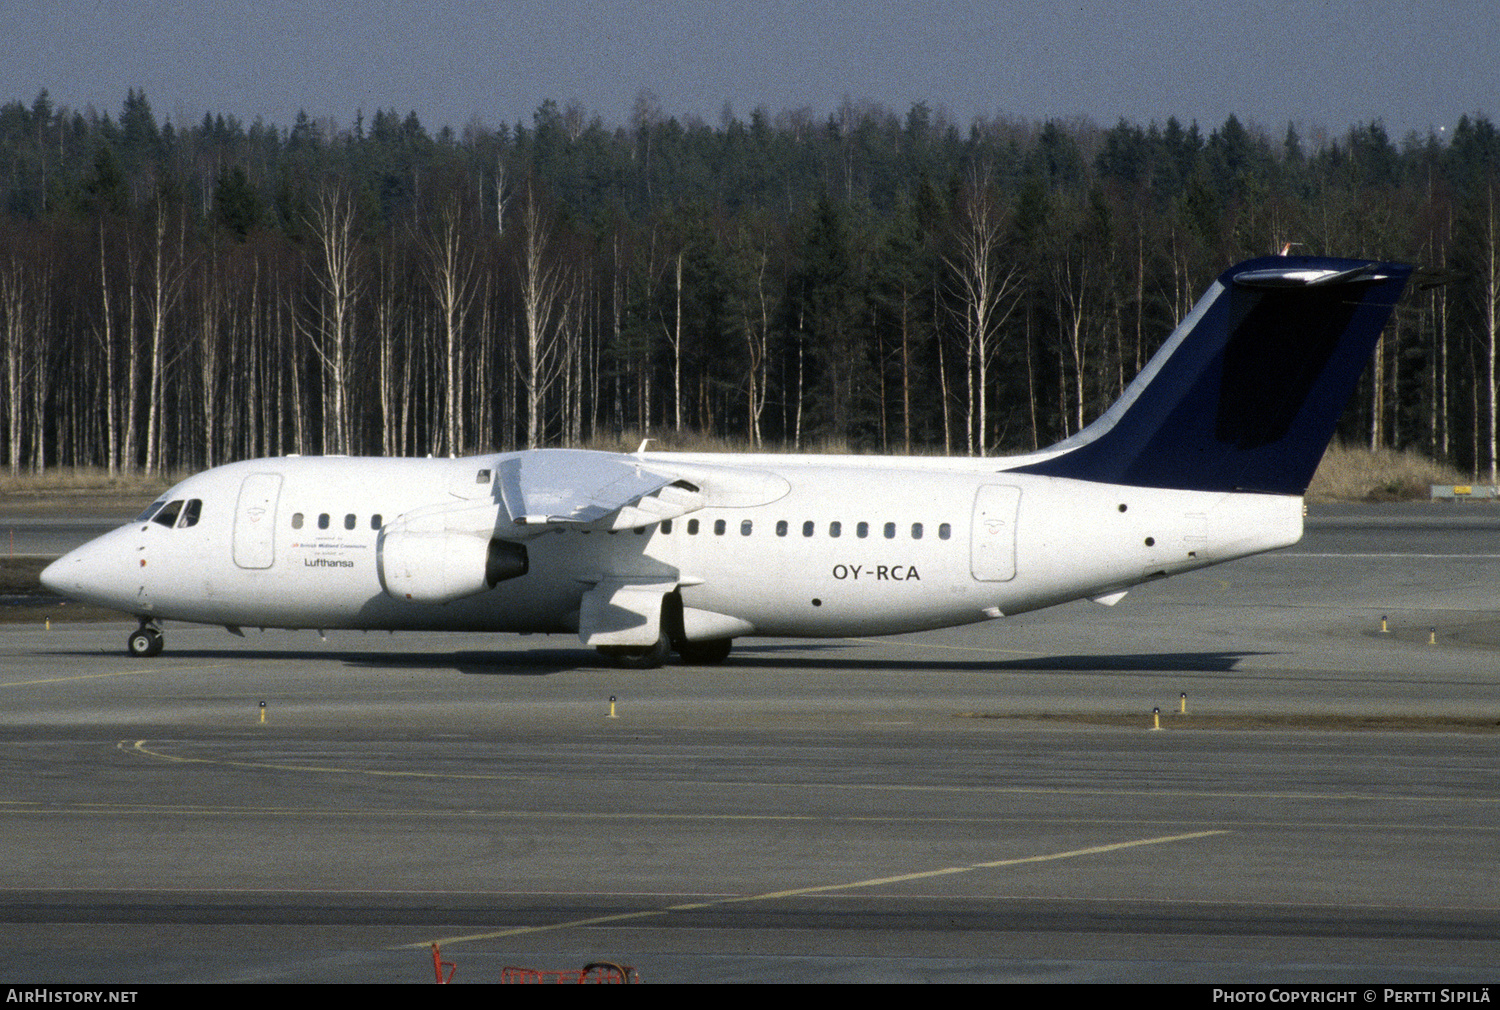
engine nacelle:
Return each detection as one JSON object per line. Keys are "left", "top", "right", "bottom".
{"left": 377, "top": 531, "right": 528, "bottom": 604}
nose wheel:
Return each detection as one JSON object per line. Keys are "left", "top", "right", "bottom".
{"left": 128, "top": 623, "right": 164, "bottom": 658}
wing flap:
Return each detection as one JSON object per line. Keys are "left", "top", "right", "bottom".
{"left": 578, "top": 578, "right": 675, "bottom": 646}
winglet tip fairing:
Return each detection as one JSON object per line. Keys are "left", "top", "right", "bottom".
{"left": 1008, "top": 255, "right": 1413, "bottom": 496}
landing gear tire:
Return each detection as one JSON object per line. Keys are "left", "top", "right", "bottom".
{"left": 597, "top": 637, "right": 670, "bottom": 669}
{"left": 674, "top": 638, "right": 732, "bottom": 665}
{"left": 128, "top": 626, "right": 164, "bottom": 658}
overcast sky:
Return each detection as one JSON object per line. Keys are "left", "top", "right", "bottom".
{"left": 2, "top": 0, "right": 1493, "bottom": 140}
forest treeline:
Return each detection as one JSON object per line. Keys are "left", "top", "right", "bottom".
{"left": 2, "top": 89, "right": 1499, "bottom": 479}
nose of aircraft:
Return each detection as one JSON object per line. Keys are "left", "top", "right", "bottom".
{"left": 37, "top": 554, "right": 66, "bottom": 595}
{"left": 39, "top": 528, "right": 140, "bottom": 609}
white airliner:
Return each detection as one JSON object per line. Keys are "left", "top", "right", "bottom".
{"left": 42, "top": 256, "right": 1412, "bottom": 666}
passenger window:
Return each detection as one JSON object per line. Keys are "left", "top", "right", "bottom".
{"left": 152, "top": 500, "right": 183, "bottom": 528}
{"left": 661, "top": 519, "right": 673, "bottom": 534}
{"left": 136, "top": 499, "right": 167, "bottom": 522}
{"left": 292, "top": 513, "right": 304, "bottom": 529}
{"left": 370, "top": 514, "right": 382, "bottom": 529}
{"left": 911, "top": 522, "right": 923, "bottom": 540}
{"left": 857, "top": 522, "right": 868, "bottom": 538}
{"left": 776, "top": 520, "right": 788, "bottom": 537}
{"left": 318, "top": 513, "right": 330, "bottom": 530}
{"left": 687, "top": 519, "right": 700, "bottom": 535}
{"left": 829, "top": 521, "right": 841, "bottom": 538}
{"left": 177, "top": 499, "right": 202, "bottom": 528}
{"left": 802, "top": 521, "right": 814, "bottom": 537}
{"left": 939, "top": 523, "right": 951, "bottom": 540}
{"left": 714, "top": 519, "right": 726, "bottom": 535}
{"left": 884, "top": 522, "right": 896, "bottom": 539}
{"left": 741, "top": 519, "right": 753, "bottom": 536}
{"left": 344, "top": 514, "right": 356, "bottom": 530}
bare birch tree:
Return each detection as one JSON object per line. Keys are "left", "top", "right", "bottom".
{"left": 727, "top": 222, "right": 775, "bottom": 446}
{"left": 95, "top": 220, "right": 121, "bottom": 475}
{"left": 943, "top": 162, "right": 1019, "bottom": 455}
{"left": 421, "top": 193, "right": 477, "bottom": 454}
{"left": 143, "top": 201, "right": 188, "bottom": 474}
{"left": 1484, "top": 181, "right": 1500, "bottom": 485}
{"left": 1, "top": 253, "right": 33, "bottom": 475}
{"left": 665, "top": 250, "right": 684, "bottom": 431}
{"left": 516, "top": 178, "right": 571, "bottom": 448}
{"left": 304, "top": 182, "right": 362, "bottom": 455}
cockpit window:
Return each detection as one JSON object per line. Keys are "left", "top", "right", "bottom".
{"left": 152, "top": 500, "right": 184, "bottom": 527}
{"left": 177, "top": 499, "right": 202, "bottom": 528}
{"left": 136, "top": 499, "right": 167, "bottom": 523}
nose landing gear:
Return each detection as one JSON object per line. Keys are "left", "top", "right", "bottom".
{"left": 128, "top": 621, "right": 164, "bottom": 658}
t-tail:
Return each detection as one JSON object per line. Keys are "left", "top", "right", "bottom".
{"left": 1009, "top": 255, "right": 1413, "bottom": 495}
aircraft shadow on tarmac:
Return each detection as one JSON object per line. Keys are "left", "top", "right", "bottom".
{"left": 37, "top": 643, "right": 1267, "bottom": 676}
{"left": 720, "top": 647, "right": 1264, "bottom": 674}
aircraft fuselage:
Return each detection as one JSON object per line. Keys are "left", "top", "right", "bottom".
{"left": 45, "top": 451, "right": 1302, "bottom": 644}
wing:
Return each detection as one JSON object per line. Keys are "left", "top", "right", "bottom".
{"left": 387, "top": 449, "right": 792, "bottom": 550}
{"left": 497, "top": 449, "right": 705, "bottom": 532}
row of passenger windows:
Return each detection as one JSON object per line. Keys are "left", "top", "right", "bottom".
{"left": 291, "top": 512, "right": 383, "bottom": 531}
{"left": 658, "top": 518, "right": 951, "bottom": 540}
{"left": 138, "top": 498, "right": 203, "bottom": 529}
{"left": 143, "top": 504, "right": 946, "bottom": 541}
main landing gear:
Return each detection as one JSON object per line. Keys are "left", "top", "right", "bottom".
{"left": 595, "top": 637, "right": 733, "bottom": 669}
{"left": 596, "top": 637, "right": 671, "bottom": 669}
{"left": 673, "top": 637, "right": 733, "bottom": 665}
{"left": 127, "top": 621, "right": 164, "bottom": 658}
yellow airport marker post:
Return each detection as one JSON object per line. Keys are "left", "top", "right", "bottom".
{"left": 608, "top": 695, "right": 617, "bottom": 719}
{"left": 1180, "top": 692, "right": 1187, "bottom": 715}
{"left": 1381, "top": 615, "right": 1389, "bottom": 633}
{"left": 259, "top": 700, "right": 266, "bottom": 724}
{"left": 1151, "top": 706, "right": 1161, "bottom": 731}
{"left": 1429, "top": 627, "right": 1437, "bottom": 645}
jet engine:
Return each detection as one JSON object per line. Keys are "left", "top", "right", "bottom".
{"left": 377, "top": 530, "right": 528, "bottom": 604}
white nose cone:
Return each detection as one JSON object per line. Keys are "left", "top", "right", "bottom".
{"left": 39, "top": 527, "right": 141, "bottom": 610}
{"left": 39, "top": 547, "right": 104, "bottom": 601}
{"left": 38, "top": 555, "right": 67, "bottom": 595}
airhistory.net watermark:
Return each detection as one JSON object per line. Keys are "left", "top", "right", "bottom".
{"left": 5, "top": 992, "right": 138, "bottom": 1003}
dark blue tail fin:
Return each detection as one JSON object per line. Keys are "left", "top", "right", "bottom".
{"left": 1010, "top": 256, "right": 1413, "bottom": 495}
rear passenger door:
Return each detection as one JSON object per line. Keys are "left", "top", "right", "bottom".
{"left": 970, "top": 484, "right": 1020, "bottom": 582}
